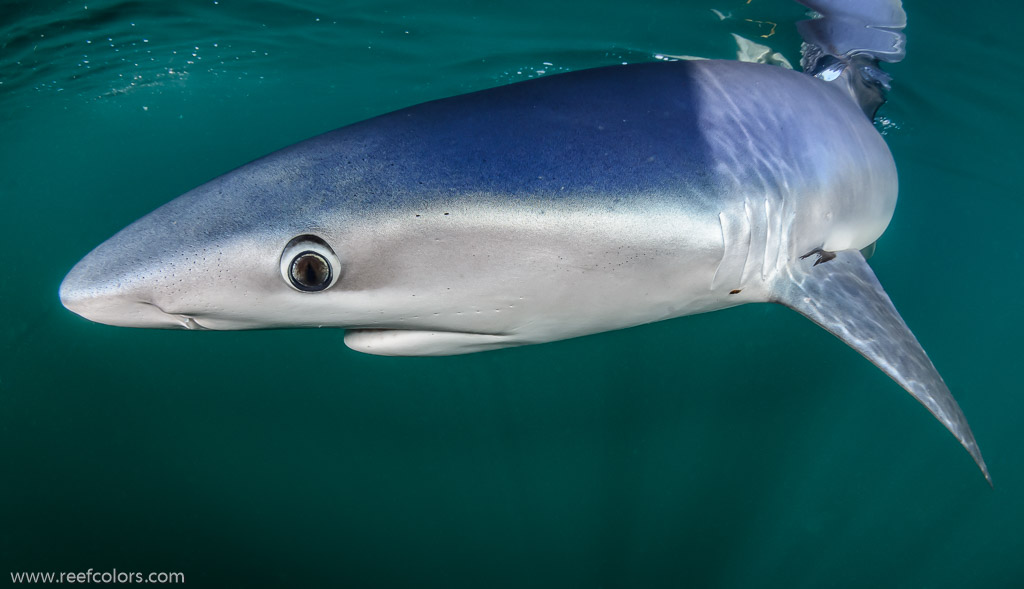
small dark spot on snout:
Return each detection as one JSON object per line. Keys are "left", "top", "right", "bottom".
{"left": 729, "top": 289, "right": 742, "bottom": 295}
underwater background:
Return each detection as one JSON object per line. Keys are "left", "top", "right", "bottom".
{"left": 2, "top": 0, "right": 1022, "bottom": 586}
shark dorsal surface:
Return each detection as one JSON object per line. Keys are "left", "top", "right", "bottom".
{"left": 59, "top": 0, "right": 990, "bottom": 484}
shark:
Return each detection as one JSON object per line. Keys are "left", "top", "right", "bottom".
{"left": 59, "top": 0, "right": 991, "bottom": 483}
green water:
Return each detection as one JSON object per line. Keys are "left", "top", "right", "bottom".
{"left": 2, "top": 0, "right": 1022, "bottom": 586}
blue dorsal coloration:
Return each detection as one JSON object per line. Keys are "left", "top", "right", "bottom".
{"left": 59, "top": 0, "right": 991, "bottom": 484}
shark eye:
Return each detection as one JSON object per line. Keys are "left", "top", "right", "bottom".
{"left": 290, "top": 251, "right": 331, "bottom": 291}
{"left": 280, "top": 235, "right": 341, "bottom": 292}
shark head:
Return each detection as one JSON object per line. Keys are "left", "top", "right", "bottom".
{"left": 59, "top": 137, "right": 371, "bottom": 332}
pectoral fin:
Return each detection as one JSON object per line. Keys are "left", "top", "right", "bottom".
{"left": 344, "top": 329, "right": 516, "bottom": 356}
{"left": 772, "top": 249, "right": 991, "bottom": 485}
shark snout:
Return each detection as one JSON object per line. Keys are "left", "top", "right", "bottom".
{"left": 59, "top": 258, "right": 196, "bottom": 329}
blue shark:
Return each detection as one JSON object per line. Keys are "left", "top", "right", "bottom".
{"left": 59, "top": 1, "right": 990, "bottom": 483}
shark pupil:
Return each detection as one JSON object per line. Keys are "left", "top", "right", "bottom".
{"left": 290, "top": 251, "right": 331, "bottom": 291}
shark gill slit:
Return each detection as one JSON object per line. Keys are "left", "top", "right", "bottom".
{"left": 711, "top": 212, "right": 727, "bottom": 290}
{"left": 739, "top": 197, "right": 764, "bottom": 285}
{"left": 762, "top": 197, "right": 778, "bottom": 280}
{"left": 711, "top": 208, "right": 752, "bottom": 291}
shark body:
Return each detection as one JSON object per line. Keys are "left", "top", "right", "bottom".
{"left": 59, "top": 6, "right": 991, "bottom": 483}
